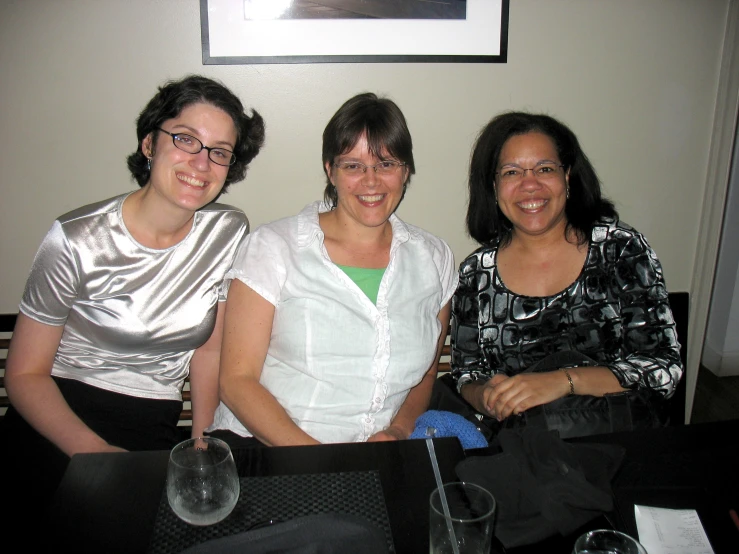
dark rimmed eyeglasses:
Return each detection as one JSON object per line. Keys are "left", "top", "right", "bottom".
{"left": 157, "top": 128, "right": 236, "bottom": 167}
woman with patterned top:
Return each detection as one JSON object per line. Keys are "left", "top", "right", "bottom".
{"left": 2, "top": 76, "right": 265, "bottom": 506}
{"left": 208, "top": 93, "right": 457, "bottom": 446}
{"left": 451, "top": 111, "right": 682, "bottom": 423}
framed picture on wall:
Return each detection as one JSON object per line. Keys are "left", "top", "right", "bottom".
{"left": 200, "top": 0, "right": 509, "bottom": 64}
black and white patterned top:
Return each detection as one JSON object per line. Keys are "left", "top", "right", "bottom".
{"left": 451, "top": 218, "right": 683, "bottom": 398}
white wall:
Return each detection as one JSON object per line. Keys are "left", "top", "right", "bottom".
{"left": 0, "top": 1, "right": 730, "bottom": 313}
{"left": 702, "top": 119, "right": 739, "bottom": 376}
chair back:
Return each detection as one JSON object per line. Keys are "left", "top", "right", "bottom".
{"left": 0, "top": 313, "right": 18, "bottom": 420}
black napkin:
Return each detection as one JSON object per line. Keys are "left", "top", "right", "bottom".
{"left": 177, "top": 513, "right": 389, "bottom": 554}
{"left": 455, "top": 428, "right": 625, "bottom": 548}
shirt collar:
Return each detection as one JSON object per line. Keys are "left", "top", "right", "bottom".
{"left": 296, "top": 201, "right": 410, "bottom": 248}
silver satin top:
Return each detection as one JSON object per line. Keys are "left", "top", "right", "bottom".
{"left": 19, "top": 193, "right": 248, "bottom": 401}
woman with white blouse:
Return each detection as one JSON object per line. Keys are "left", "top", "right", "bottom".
{"left": 208, "top": 93, "right": 457, "bottom": 446}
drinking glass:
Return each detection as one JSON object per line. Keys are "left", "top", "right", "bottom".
{"left": 429, "top": 481, "right": 496, "bottom": 553}
{"left": 572, "top": 529, "right": 647, "bottom": 554}
{"left": 166, "top": 437, "right": 239, "bottom": 526}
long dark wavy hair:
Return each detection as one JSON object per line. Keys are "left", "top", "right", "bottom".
{"left": 467, "top": 111, "right": 617, "bottom": 246}
{"left": 126, "top": 75, "right": 265, "bottom": 193}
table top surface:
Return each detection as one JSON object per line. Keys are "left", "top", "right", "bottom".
{"left": 47, "top": 420, "right": 739, "bottom": 554}
{"left": 508, "top": 419, "right": 739, "bottom": 554}
{"left": 48, "top": 436, "right": 465, "bottom": 554}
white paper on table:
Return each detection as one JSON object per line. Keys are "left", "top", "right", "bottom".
{"left": 634, "top": 504, "right": 715, "bottom": 554}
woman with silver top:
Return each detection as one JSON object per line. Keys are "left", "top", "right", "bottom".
{"left": 2, "top": 76, "right": 264, "bottom": 501}
{"left": 451, "top": 112, "right": 682, "bottom": 423}
{"left": 207, "top": 93, "right": 457, "bottom": 446}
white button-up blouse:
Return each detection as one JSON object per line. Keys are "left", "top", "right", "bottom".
{"left": 210, "top": 202, "right": 458, "bottom": 443}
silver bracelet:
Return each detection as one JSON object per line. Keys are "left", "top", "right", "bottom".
{"left": 456, "top": 375, "right": 491, "bottom": 395}
{"left": 456, "top": 375, "right": 474, "bottom": 395}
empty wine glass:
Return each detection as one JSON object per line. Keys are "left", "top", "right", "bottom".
{"left": 166, "top": 437, "right": 239, "bottom": 526}
{"left": 573, "top": 529, "right": 647, "bottom": 554}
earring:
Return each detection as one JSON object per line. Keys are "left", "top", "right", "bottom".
{"left": 147, "top": 158, "right": 151, "bottom": 171}
{"left": 566, "top": 186, "right": 570, "bottom": 199}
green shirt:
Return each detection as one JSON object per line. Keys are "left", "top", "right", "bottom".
{"left": 336, "top": 265, "right": 386, "bottom": 305}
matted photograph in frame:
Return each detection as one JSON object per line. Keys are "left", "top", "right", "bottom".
{"left": 200, "top": 0, "right": 509, "bottom": 64}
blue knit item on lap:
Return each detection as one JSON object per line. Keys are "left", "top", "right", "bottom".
{"left": 409, "top": 410, "right": 488, "bottom": 450}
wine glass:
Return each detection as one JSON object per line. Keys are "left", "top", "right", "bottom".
{"left": 572, "top": 529, "right": 647, "bottom": 554}
{"left": 166, "top": 437, "right": 239, "bottom": 526}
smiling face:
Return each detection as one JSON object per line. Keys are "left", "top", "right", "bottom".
{"left": 495, "top": 131, "right": 570, "bottom": 240}
{"left": 325, "top": 134, "right": 409, "bottom": 231}
{"left": 142, "top": 102, "right": 237, "bottom": 214}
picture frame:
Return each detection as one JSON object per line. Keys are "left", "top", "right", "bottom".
{"left": 200, "top": 0, "right": 508, "bottom": 64}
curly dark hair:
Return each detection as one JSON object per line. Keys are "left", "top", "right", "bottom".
{"left": 467, "top": 111, "right": 617, "bottom": 246}
{"left": 126, "top": 75, "right": 265, "bottom": 193}
{"left": 322, "top": 92, "right": 415, "bottom": 209}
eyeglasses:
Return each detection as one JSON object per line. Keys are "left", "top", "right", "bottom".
{"left": 157, "top": 128, "right": 236, "bottom": 166}
{"left": 333, "top": 160, "right": 406, "bottom": 176}
{"left": 496, "top": 163, "right": 565, "bottom": 185}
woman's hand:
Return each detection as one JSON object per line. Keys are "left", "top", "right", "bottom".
{"left": 5, "top": 314, "right": 120, "bottom": 457}
{"left": 468, "top": 365, "right": 626, "bottom": 420}
{"left": 100, "top": 444, "right": 128, "bottom": 453}
{"left": 367, "top": 425, "right": 407, "bottom": 442}
{"left": 476, "top": 372, "right": 571, "bottom": 420}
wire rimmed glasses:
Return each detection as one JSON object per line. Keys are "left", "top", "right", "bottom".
{"left": 158, "top": 128, "right": 236, "bottom": 166}
{"left": 333, "top": 160, "right": 407, "bottom": 176}
{"left": 495, "top": 162, "right": 565, "bottom": 185}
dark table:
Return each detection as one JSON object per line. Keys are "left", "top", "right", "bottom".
{"left": 592, "top": 418, "right": 739, "bottom": 553}
{"left": 506, "top": 419, "right": 739, "bottom": 553}
{"left": 48, "top": 421, "right": 739, "bottom": 554}
{"left": 48, "top": 437, "right": 464, "bottom": 554}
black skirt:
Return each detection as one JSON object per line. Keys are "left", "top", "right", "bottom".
{"left": 0, "top": 376, "right": 183, "bottom": 521}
